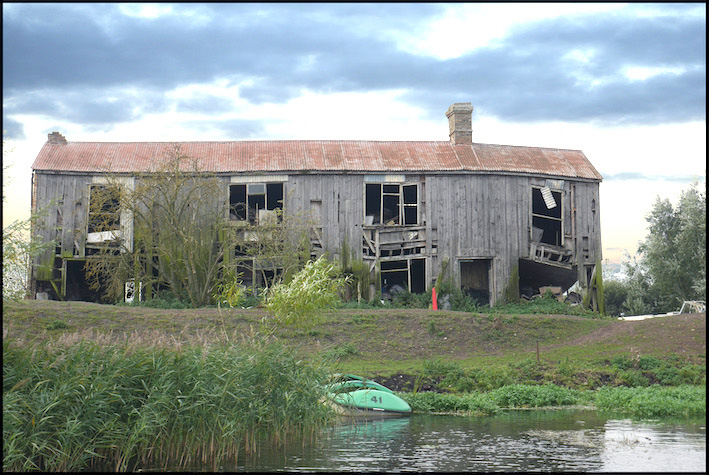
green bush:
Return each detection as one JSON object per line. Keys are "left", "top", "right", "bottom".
{"left": 619, "top": 369, "right": 650, "bottom": 387}
{"left": 490, "top": 384, "right": 581, "bottom": 408}
{"left": 265, "top": 256, "right": 349, "bottom": 328}
{"left": 638, "top": 355, "right": 662, "bottom": 370}
{"left": 610, "top": 355, "right": 634, "bottom": 370}
{"left": 392, "top": 289, "right": 430, "bottom": 308}
{"left": 45, "top": 319, "right": 69, "bottom": 330}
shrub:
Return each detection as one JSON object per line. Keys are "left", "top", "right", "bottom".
{"left": 264, "top": 256, "right": 350, "bottom": 328}
{"left": 490, "top": 384, "right": 581, "bottom": 408}
{"left": 638, "top": 355, "right": 662, "bottom": 370}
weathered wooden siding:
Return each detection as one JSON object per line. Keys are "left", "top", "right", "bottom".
{"left": 32, "top": 170, "right": 601, "bottom": 304}
{"left": 32, "top": 173, "right": 93, "bottom": 281}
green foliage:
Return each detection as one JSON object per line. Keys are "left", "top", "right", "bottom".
{"left": 603, "top": 279, "right": 629, "bottom": 317}
{"left": 594, "top": 385, "right": 706, "bottom": 417}
{"left": 489, "top": 384, "right": 582, "bottom": 408}
{"left": 340, "top": 250, "right": 373, "bottom": 303}
{"left": 45, "top": 319, "right": 69, "bottom": 330}
{"left": 487, "top": 291, "right": 600, "bottom": 317}
{"left": 2, "top": 339, "right": 333, "bottom": 472}
{"left": 403, "top": 391, "right": 500, "bottom": 415}
{"left": 618, "top": 180, "right": 706, "bottom": 315}
{"left": 392, "top": 289, "right": 431, "bottom": 308}
{"left": 402, "top": 384, "right": 704, "bottom": 417}
{"left": 213, "top": 272, "right": 250, "bottom": 308}
{"left": 84, "top": 147, "right": 230, "bottom": 307}
{"left": 264, "top": 255, "right": 350, "bottom": 328}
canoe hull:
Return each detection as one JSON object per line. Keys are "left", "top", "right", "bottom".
{"left": 329, "top": 388, "right": 411, "bottom": 417}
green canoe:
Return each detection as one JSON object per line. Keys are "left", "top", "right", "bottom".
{"left": 327, "top": 374, "right": 411, "bottom": 416}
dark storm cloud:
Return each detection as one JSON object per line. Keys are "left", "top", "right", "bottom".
{"left": 2, "top": 3, "right": 705, "bottom": 134}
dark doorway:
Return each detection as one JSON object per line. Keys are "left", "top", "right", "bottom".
{"left": 460, "top": 259, "right": 491, "bottom": 305}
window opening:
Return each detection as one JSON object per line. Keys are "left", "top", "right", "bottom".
{"left": 531, "top": 187, "right": 562, "bottom": 246}
{"left": 381, "top": 258, "right": 425, "bottom": 296}
{"left": 88, "top": 185, "right": 120, "bottom": 234}
{"left": 365, "top": 183, "right": 418, "bottom": 226}
{"left": 229, "top": 183, "right": 284, "bottom": 224}
{"left": 403, "top": 184, "right": 418, "bottom": 225}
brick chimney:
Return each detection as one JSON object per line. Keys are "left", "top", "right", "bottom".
{"left": 446, "top": 103, "right": 473, "bottom": 145}
{"left": 47, "top": 131, "right": 67, "bottom": 144}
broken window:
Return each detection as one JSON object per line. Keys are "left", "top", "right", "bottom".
{"left": 381, "top": 258, "right": 426, "bottom": 295}
{"left": 229, "top": 183, "right": 284, "bottom": 224}
{"left": 365, "top": 183, "right": 418, "bottom": 226}
{"left": 87, "top": 185, "right": 121, "bottom": 246}
{"left": 531, "top": 186, "right": 562, "bottom": 246}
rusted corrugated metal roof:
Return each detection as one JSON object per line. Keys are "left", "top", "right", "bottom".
{"left": 32, "top": 140, "right": 603, "bottom": 181}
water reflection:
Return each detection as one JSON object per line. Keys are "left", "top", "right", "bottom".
{"left": 215, "top": 411, "right": 705, "bottom": 472}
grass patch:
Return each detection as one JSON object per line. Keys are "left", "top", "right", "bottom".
{"left": 401, "top": 384, "right": 704, "bottom": 418}
{"left": 594, "top": 385, "right": 706, "bottom": 417}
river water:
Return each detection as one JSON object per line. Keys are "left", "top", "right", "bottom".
{"left": 226, "top": 410, "right": 705, "bottom": 473}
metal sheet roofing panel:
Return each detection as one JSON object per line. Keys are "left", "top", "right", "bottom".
{"left": 32, "top": 140, "right": 602, "bottom": 181}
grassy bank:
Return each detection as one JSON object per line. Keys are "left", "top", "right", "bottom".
{"left": 2, "top": 300, "right": 705, "bottom": 471}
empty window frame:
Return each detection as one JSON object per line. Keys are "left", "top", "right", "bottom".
{"left": 531, "top": 186, "right": 563, "bottom": 246}
{"left": 229, "top": 183, "right": 284, "bottom": 224}
{"left": 88, "top": 185, "right": 121, "bottom": 234}
{"left": 365, "top": 183, "right": 418, "bottom": 226}
{"left": 381, "top": 258, "right": 426, "bottom": 295}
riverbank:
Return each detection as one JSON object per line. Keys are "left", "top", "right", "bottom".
{"left": 3, "top": 300, "right": 705, "bottom": 391}
{"left": 3, "top": 300, "right": 705, "bottom": 471}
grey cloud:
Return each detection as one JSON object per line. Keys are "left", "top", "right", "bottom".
{"left": 2, "top": 3, "right": 705, "bottom": 131}
{"left": 182, "top": 118, "right": 269, "bottom": 139}
{"left": 2, "top": 115, "right": 25, "bottom": 140}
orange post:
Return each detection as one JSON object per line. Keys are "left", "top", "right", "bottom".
{"left": 432, "top": 287, "right": 438, "bottom": 310}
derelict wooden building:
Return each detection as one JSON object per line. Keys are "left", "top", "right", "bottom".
{"left": 30, "top": 103, "right": 603, "bottom": 306}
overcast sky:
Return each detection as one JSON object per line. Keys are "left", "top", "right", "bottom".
{"left": 3, "top": 2, "right": 706, "bottom": 265}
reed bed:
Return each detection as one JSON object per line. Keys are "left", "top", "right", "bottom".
{"left": 3, "top": 337, "right": 333, "bottom": 472}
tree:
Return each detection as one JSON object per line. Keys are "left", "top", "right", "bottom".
{"left": 84, "top": 146, "right": 232, "bottom": 306}
{"left": 3, "top": 138, "right": 57, "bottom": 300}
{"left": 84, "top": 145, "right": 317, "bottom": 307}
{"left": 621, "top": 180, "right": 706, "bottom": 314}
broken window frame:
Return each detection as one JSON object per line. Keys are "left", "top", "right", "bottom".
{"left": 365, "top": 182, "right": 419, "bottom": 226}
{"left": 229, "top": 182, "right": 284, "bottom": 225}
{"left": 531, "top": 186, "right": 564, "bottom": 247}
{"left": 380, "top": 257, "right": 426, "bottom": 295}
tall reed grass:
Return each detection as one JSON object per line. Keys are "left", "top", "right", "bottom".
{"left": 3, "top": 338, "right": 333, "bottom": 472}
